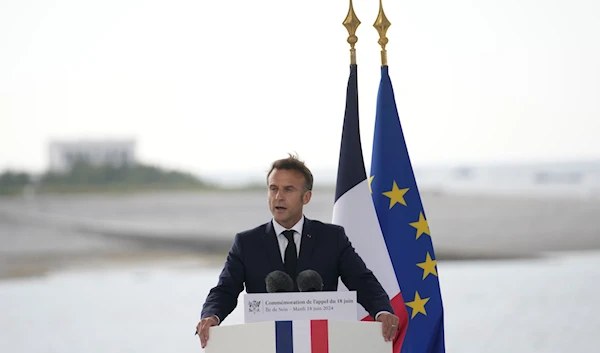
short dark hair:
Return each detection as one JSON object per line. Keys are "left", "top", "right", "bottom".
{"left": 267, "top": 153, "right": 314, "bottom": 191}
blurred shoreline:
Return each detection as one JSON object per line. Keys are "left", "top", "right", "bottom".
{"left": 3, "top": 187, "right": 600, "bottom": 280}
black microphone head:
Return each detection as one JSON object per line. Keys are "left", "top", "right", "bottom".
{"left": 265, "top": 270, "right": 294, "bottom": 293}
{"left": 297, "top": 269, "right": 323, "bottom": 292}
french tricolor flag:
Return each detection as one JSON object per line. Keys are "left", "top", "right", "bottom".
{"left": 332, "top": 64, "right": 409, "bottom": 353}
{"left": 275, "top": 320, "right": 329, "bottom": 353}
{"left": 273, "top": 320, "right": 389, "bottom": 353}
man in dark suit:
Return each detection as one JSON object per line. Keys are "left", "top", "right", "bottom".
{"left": 196, "top": 155, "right": 399, "bottom": 348}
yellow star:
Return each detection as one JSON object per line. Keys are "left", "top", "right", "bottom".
{"left": 382, "top": 181, "right": 409, "bottom": 209}
{"left": 416, "top": 252, "right": 438, "bottom": 280}
{"left": 368, "top": 175, "right": 375, "bottom": 194}
{"left": 409, "top": 212, "right": 430, "bottom": 239}
{"left": 405, "top": 291, "right": 430, "bottom": 319}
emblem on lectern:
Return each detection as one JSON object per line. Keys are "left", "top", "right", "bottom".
{"left": 248, "top": 300, "right": 261, "bottom": 313}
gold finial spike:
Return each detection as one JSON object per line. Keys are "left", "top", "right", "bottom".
{"left": 373, "top": 0, "right": 391, "bottom": 66}
{"left": 343, "top": 0, "right": 361, "bottom": 65}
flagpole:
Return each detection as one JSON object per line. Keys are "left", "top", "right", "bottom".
{"left": 373, "top": 0, "right": 391, "bottom": 66}
{"left": 343, "top": 0, "right": 361, "bottom": 65}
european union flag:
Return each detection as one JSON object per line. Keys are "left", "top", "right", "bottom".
{"left": 370, "top": 66, "right": 446, "bottom": 353}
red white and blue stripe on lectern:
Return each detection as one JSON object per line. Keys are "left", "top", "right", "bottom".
{"left": 275, "top": 320, "right": 329, "bottom": 353}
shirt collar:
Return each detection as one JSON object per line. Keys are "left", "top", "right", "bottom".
{"left": 272, "top": 215, "right": 304, "bottom": 236}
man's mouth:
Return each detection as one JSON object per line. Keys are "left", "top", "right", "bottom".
{"left": 275, "top": 206, "right": 287, "bottom": 211}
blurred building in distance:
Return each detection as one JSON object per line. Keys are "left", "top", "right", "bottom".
{"left": 48, "top": 139, "right": 136, "bottom": 173}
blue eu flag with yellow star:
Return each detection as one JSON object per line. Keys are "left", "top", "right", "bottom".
{"left": 370, "top": 66, "right": 446, "bottom": 353}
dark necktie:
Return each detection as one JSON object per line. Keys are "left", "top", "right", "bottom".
{"left": 282, "top": 230, "right": 297, "bottom": 281}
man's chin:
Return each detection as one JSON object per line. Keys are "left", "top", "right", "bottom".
{"left": 273, "top": 214, "right": 287, "bottom": 222}
{"left": 273, "top": 214, "right": 290, "bottom": 225}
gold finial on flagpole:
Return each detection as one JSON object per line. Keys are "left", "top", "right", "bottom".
{"left": 373, "top": 0, "right": 391, "bottom": 66}
{"left": 343, "top": 0, "right": 361, "bottom": 65}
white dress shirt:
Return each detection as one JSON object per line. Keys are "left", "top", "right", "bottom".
{"left": 272, "top": 216, "right": 303, "bottom": 261}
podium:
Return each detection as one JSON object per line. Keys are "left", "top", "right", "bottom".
{"left": 204, "top": 319, "right": 391, "bottom": 353}
{"left": 204, "top": 291, "right": 392, "bottom": 353}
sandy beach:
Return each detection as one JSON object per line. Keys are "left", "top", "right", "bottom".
{"left": 1, "top": 188, "right": 600, "bottom": 279}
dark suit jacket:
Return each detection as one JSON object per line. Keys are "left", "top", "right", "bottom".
{"left": 201, "top": 218, "right": 393, "bottom": 322}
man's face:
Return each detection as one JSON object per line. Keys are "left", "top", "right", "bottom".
{"left": 267, "top": 168, "right": 312, "bottom": 229}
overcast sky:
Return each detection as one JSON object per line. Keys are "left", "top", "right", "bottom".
{"left": 1, "top": 0, "right": 599, "bottom": 178}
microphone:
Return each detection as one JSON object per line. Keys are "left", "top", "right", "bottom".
{"left": 297, "top": 269, "right": 323, "bottom": 292}
{"left": 265, "top": 270, "right": 294, "bottom": 293}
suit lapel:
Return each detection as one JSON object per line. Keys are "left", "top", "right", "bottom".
{"left": 297, "top": 218, "right": 317, "bottom": 271}
{"left": 264, "top": 221, "right": 284, "bottom": 271}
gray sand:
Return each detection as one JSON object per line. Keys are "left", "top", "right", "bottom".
{"left": 1, "top": 188, "right": 599, "bottom": 278}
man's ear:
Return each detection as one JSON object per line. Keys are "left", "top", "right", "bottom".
{"left": 302, "top": 190, "right": 312, "bottom": 205}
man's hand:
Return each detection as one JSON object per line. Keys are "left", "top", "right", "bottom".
{"left": 376, "top": 312, "right": 400, "bottom": 342}
{"left": 196, "top": 316, "right": 219, "bottom": 348}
